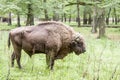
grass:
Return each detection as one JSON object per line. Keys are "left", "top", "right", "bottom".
{"left": 0, "top": 23, "right": 120, "bottom": 80}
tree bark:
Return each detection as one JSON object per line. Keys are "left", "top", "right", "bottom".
{"left": 112, "top": 16, "right": 114, "bottom": 23}
{"left": 64, "top": 13, "right": 66, "bottom": 22}
{"left": 98, "top": 8, "right": 106, "bottom": 38}
{"left": 61, "top": 14, "right": 64, "bottom": 22}
{"left": 83, "top": 10, "right": 87, "bottom": 24}
{"left": 88, "top": 13, "right": 92, "bottom": 24}
{"left": 53, "top": 12, "right": 59, "bottom": 21}
{"left": 114, "top": 8, "right": 117, "bottom": 25}
{"left": 118, "top": 16, "right": 120, "bottom": 23}
{"left": 17, "top": 13, "right": 21, "bottom": 27}
{"left": 76, "top": 0, "right": 80, "bottom": 27}
{"left": 91, "top": 4, "right": 97, "bottom": 33}
{"left": 106, "top": 8, "right": 111, "bottom": 25}
{"left": 44, "top": 0, "right": 49, "bottom": 20}
{"left": 8, "top": 12, "right": 12, "bottom": 26}
{"left": 26, "top": 3, "right": 34, "bottom": 26}
{"left": 69, "top": 14, "right": 71, "bottom": 23}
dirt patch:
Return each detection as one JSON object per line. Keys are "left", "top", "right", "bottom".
{"left": 84, "top": 33, "right": 120, "bottom": 41}
{"left": 108, "top": 34, "right": 120, "bottom": 41}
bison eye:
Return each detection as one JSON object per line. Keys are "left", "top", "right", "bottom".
{"left": 77, "top": 42, "right": 83, "bottom": 47}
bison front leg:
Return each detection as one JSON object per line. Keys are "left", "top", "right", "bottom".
{"left": 46, "top": 51, "right": 55, "bottom": 70}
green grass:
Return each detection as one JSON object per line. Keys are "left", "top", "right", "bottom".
{"left": 0, "top": 24, "right": 120, "bottom": 80}
{"left": 0, "top": 23, "right": 16, "bottom": 30}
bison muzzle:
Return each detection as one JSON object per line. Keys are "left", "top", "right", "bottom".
{"left": 8, "top": 21, "right": 86, "bottom": 70}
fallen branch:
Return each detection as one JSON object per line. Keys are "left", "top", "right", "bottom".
{"left": 65, "top": 2, "right": 93, "bottom": 6}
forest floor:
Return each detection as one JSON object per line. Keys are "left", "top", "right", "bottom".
{"left": 0, "top": 23, "right": 120, "bottom": 80}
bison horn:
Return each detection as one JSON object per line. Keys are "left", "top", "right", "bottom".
{"left": 72, "top": 32, "right": 81, "bottom": 41}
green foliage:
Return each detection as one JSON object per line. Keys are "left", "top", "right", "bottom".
{"left": 0, "top": 0, "right": 120, "bottom": 19}
{"left": 0, "top": 27, "right": 120, "bottom": 80}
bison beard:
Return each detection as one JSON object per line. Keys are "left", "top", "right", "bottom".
{"left": 8, "top": 21, "right": 86, "bottom": 70}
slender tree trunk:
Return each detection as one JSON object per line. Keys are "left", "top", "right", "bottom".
{"left": 0, "top": 17, "right": 1, "bottom": 21}
{"left": 76, "top": 0, "right": 80, "bottom": 27}
{"left": 64, "top": 13, "right": 66, "bottom": 22}
{"left": 44, "top": 0, "right": 49, "bottom": 20}
{"left": 106, "top": 8, "right": 111, "bottom": 25}
{"left": 17, "top": 13, "right": 21, "bottom": 27}
{"left": 44, "top": 9, "right": 49, "bottom": 20}
{"left": 69, "top": 14, "right": 71, "bottom": 23}
{"left": 88, "top": 13, "right": 92, "bottom": 24}
{"left": 118, "top": 16, "right": 120, "bottom": 23}
{"left": 114, "top": 8, "right": 117, "bottom": 25}
{"left": 98, "top": 8, "right": 106, "bottom": 38}
{"left": 53, "top": 12, "right": 59, "bottom": 21}
{"left": 91, "top": 4, "right": 97, "bottom": 33}
{"left": 83, "top": 10, "right": 87, "bottom": 24}
{"left": 31, "top": 14, "right": 34, "bottom": 25}
{"left": 61, "top": 14, "right": 64, "bottom": 22}
{"left": 26, "top": 3, "right": 34, "bottom": 26}
{"left": 8, "top": 12, "right": 12, "bottom": 26}
{"left": 112, "top": 16, "right": 114, "bottom": 23}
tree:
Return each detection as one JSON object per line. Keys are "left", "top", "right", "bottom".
{"left": 43, "top": 0, "right": 49, "bottom": 20}
{"left": 26, "top": 2, "right": 34, "bottom": 26}
{"left": 76, "top": 0, "right": 81, "bottom": 27}
{"left": 97, "top": 8, "right": 106, "bottom": 38}
{"left": 83, "top": 5, "right": 92, "bottom": 25}
{"left": 17, "top": 13, "right": 21, "bottom": 27}
{"left": 106, "top": 8, "right": 111, "bottom": 25}
{"left": 91, "top": 4, "right": 98, "bottom": 33}
{"left": 8, "top": 12, "right": 12, "bottom": 26}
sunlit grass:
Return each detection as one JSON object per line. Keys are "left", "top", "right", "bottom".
{"left": 0, "top": 25, "right": 120, "bottom": 80}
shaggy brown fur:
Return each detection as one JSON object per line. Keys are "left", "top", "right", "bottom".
{"left": 8, "top": 21, "right": 86, "bottom": 70}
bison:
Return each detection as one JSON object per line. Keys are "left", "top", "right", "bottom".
{"left": 8, "top": 21, "right": 86, "bottom": 70}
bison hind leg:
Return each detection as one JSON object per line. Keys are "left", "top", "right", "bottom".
{"left": 11, "top": 52, "right": 15, "bottom": 67}
{"left": 12, "top": 48, "right": 22, "bottom": 69}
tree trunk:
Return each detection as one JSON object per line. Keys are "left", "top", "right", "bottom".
{"left": 106, "top": 8, "right": 111, "bottom": 25}
{"left": 17, "top": 13, "right": 21, "bottom": 27}
{"left": 98, "top": 9, "right": 106, "bottom": 38}
{"left": 64, "top": 13, "right": 66, "bottom": 22}
{"left": 31, "top": 14, "right": 34, "bottom": 25}
{"left": 118, "top": 16, "right": 120, "bottom": 23}
{"left": 88, "top": 13, "right": 92, "bottom": 24}
{"left": 8, "top": 12, "right": 12, "bottom": 26}
{"left": 112, "top": 16, "right": 114, "bottom": 23}
{"left": 26, "top": 3, "right": 34, "bottom": 26}
{"left": 61, "top": 14, "right": 64, "bottom": 22}
{"left": 69, "top": 14, "right": 71, "bottom": 23}
{"left": 53, "top": 12, "right": 59, "bottom": 21}
{"left": 91, "top": 4, "right": 97, "bottom": 33}
{"left": 44, "top": 0, "right": 49, "bottom": 20}
{"left": 83, "top": 10, "right": 87, "bottom": 24}
{"left": 76, "top": 0, "right": 80, "bottom": 27}
{"left": 44, "top": 9, "right": 49, "bottom": 21}
{"left": 114, "top": 8, "right": 117, "bottom": 25}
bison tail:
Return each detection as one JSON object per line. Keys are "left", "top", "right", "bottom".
{"left": 8, "top": 33, "right": 11, "bottom": 49}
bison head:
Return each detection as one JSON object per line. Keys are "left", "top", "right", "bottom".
{"left": 71, "top": 32, "right": 86, "bottom": 55}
